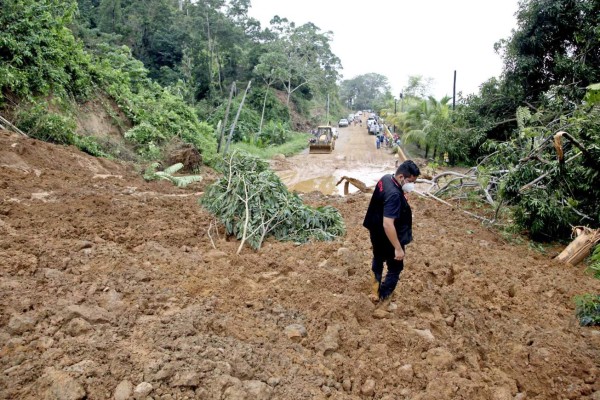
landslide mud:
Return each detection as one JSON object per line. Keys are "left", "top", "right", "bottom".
{"left": 1, "top": 129, "right": 599, "bottom": 399}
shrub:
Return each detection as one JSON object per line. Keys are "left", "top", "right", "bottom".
{"left": 574, "top": 294, "right": 600, "bottom": 326}
{"left": 15, "top": 102, "right": 76, "bottom": 145}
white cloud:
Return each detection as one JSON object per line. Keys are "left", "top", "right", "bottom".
{"left": 248, "top": 0, "right": 519, "bottom": 99}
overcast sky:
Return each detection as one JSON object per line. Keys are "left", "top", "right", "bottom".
{"left": 248, "top": 0, "right": 520, "bottom": 100}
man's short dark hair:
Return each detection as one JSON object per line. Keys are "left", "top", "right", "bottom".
{"left": 395, "top": 160, "right": 420, "bottom": 177}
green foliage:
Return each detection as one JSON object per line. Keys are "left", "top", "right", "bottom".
{"left": 574, "top": 294, "right": 600, "bottom": 326}
{"left": 15, "top": 101, "right": 76, "bottom": 144}
{"left": 0, "top": 0, "right": 92, "bottom": 100}
{"left": 256, "top": 121, "right": 291, "bottom": 146}
{"left": 477, "top": 92, "right": 600, "bottom": 240}
{"left": 201, "top": 151, "right": 345, "bottom": 250}
{"left": 498, "top": 0, "right": 600, "bottom": 105}
{"left": 587, "top": 245, "right": 600, "bottom": 280}
{"left": 232, "top": 132, "right": 310, "bottom": 159}
{"left": 511, "top": 188, "right": 574, "bottom": 240}
{"left": 246, "top": 87, "right": 290, "bottom": 123}
{"left": 72, "top": 135, "right": 111, "bottom": 158}
{"left": 144, "top": 162, "right": 202, "bottom": 187}
{"left": 208, "top": 98, "right": 260, "bottom": 143}
{"left": 15, "top": 100, "right": 112, "bottom": 157}
{"left": 91, "top": 44, "right": 217, "bottom": 162}
{"left": 340, "top": 73, "right": 391, "bottom": 111}
{"left": 2, "top": 0, "right": 217, "bottom": 165}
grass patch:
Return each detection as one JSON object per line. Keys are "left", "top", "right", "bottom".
{"left": 230, "top": 132, "right": 310, "bottom": 159}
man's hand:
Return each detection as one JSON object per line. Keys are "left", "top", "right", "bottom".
{"left": 394, "top": 247, "right": 405, "bottom": 261}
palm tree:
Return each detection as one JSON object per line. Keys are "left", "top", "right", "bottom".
{"left": 402, "top": 96, "right": 452, "bottom": 159}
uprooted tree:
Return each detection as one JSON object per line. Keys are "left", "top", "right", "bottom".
{"left": 200, "top": 151, "right": 345, "bottom": 253}
{"left": 419, "top": 85, "right": 600, "bottom": 241}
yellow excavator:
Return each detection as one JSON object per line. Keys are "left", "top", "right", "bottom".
{"left": 309, "top": 125, "right": 336, "bottom": 154}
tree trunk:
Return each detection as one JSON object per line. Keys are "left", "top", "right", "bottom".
{"left": 556, "top": 227, "right": 600, "bottom": 266}
{"left": 225, "top": 80, "right": 252, "bottom": 154}
{"left": 258, "top": 85, "right": 269, "bottom": 143}
{"left": 218, "top": 82, "right": 236, "bottom": 153}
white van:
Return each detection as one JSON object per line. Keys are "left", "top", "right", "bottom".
{"left": 348, "top": 113, "right": 354, "bottom": 121}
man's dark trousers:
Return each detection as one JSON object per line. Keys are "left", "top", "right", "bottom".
{"left": 369, "top": 230, "right": 405, "bottom": 300}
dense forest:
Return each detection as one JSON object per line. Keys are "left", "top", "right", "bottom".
{"left": 1, "top": 0, "right": 599, "bottom": 242}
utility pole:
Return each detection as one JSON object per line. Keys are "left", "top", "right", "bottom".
{"left": 326, "top": 93, "right": 330, "bottom": 125}
{"left": 400, "top": 91, "right": 404, "bottom": 112}
{"left": 393, "top": 97, "right": 397, "bottom": 133}
{"left": 452, "top": 70, "right": 456, "bottom": 110}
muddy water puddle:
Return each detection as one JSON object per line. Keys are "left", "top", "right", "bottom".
{"left": 278, "top": 166, "right": 393, "bottom": 196}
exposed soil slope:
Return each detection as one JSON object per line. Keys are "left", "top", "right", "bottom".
{"left": 1, "top": 129, "right": 599, "bottom": 400}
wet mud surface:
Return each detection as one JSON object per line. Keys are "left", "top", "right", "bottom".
{"left": 1, "top": 129, "right": 599, "bottom": 399}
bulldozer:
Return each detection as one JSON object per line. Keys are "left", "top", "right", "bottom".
{"left": 309, "top": 125, "right": 336, "bottom": 154}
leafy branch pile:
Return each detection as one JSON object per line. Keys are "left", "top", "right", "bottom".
{"left": 201, "top": 151, "right": 345, "bottom": 252}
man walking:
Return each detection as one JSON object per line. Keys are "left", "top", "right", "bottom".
{"left": 363, "top": 160, "right": 420, "bottom": 303}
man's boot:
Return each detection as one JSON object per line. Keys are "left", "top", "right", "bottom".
{"left": 370, "top": 272, "right": 380, "bottom": 303}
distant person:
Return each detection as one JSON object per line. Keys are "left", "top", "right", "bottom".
{"left": 363, "top": 160, "right": 420, "bottom": 305}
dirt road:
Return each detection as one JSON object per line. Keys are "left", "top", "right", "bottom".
{"left": 1, "top": 129, "right": 600, "bottom": 399}
{"left": 275, "top": 118, "right": 398, "bottom": 195}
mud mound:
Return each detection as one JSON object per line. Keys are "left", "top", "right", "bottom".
{"left": 1, "top": 131, "right": 599, "bottom": 399}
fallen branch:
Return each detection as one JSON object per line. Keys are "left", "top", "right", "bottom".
{"left": 207, "top": 222, "right": 217, "bottom": 249}
{"left": 0, "top": 115, "right": 28, "bottom": 137}
{"left": 335, "top": 176, "right": 373, "bottom": 194}
{"left": 519, "top": 152, "right": 581, "bottom": 193}
{"left": 425, "top": 192, "right": 496, "bottom": 224}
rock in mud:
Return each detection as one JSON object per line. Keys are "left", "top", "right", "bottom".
{"left": 43, "top": 268, "right": 65, "bottom": 281}
{"left": 43, "top": 369, "right": 86, "bottom": 400}
{"left": 337, "top": 247, "right": 351, "bottom": 263}
{"left": 64, "top": 318, "right": 92, "bottom": 336}
{"left": 76, "top": 241, "right": 93, "bottom": 251}
{"left": 172, "top": 371, "right": 200, "bottom": 387}
{"left": 243, "top": 380, "right": 272, "bottom": 400}
{"left": 114, "top": 380, "right": 133, "bottom": 400}
{"left": 342, "top": 378, "right": 352, "bottom": 392}
{"left": 7, "top": 314, "right": 36, "bottom": 335}
{"left": 425, "top": 347, "right": 454, "bottom": 370}
{"left": 64, "top": 360, "right": 97, "bottom": 377}
{"left": 445, "top": 314, "right": 456, "bottom": 327}
{"left": 361, "top": 378, "right": 376, "bottom": 396}
{"left": 31, "top": 192, "right": 51, "bottom": 201}
{"left": 232, "top": 356, "right": 254, "bottom": 379}
{"left": 316, "top": 324, "right": 341, "bottom": 356}
{"left": 397, "top": 364, "right": 414, "bottom": 382}
{"left": 101, "top": 289, "right": 125, "bottom": 312}
{"left": 133, "top": 382, "right": 153, "bottom": 399}
{"left": 284, "top": 324, "right": 307, "bottom": 342}
{"left": 267, "top": 377, "right": 280, "bottom": 387}
{"left": 373, "top": 309, "right": 390, "bottom": 319}
{"left": 64, "top": 305, "right": 111, "bottom": 324}
{"left": 492, "top": 386, "right": 513, "bottom": 400}
{"left": 413, "top": 328, "right": 435, "bottom": 342}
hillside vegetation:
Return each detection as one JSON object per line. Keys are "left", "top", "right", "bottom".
{"left": 1, "top": 0, "right": 343, "bottom": 166}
